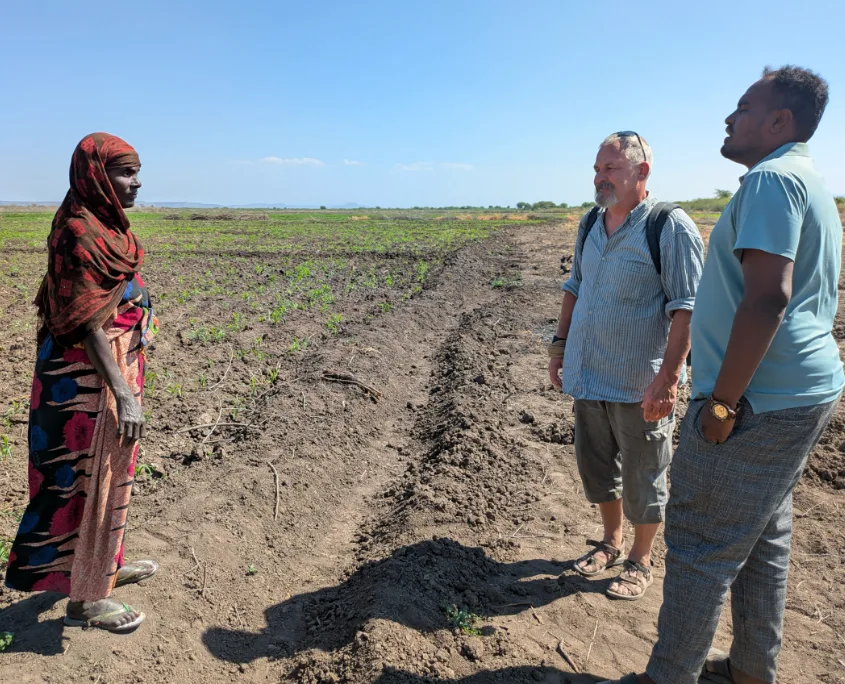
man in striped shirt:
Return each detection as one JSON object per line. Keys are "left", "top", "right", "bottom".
{"left": 548, "top": 132, "right": 704, "bottom": 600}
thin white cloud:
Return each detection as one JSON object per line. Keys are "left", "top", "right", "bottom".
{"left": 259, "top": 157, "right": 325, "bottom": 167}
{"left": 394, "top": 161, "right": 474, "bottom": 172}
{"left": 395, "top": 162, "right": 436, "bottom": 172}
{"left": 344, "top": 159, "right": 364, "bottom": 166}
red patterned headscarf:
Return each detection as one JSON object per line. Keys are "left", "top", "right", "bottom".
{"left": 35, "top": 133, "right": 145, "bottom": 347}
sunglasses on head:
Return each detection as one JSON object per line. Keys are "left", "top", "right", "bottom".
{"left": 615, "top": 130, "right": 647, "bottom": 163}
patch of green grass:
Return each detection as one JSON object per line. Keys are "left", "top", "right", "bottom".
{"left": 0, "top": 631, "right": 12, "bottom": 652}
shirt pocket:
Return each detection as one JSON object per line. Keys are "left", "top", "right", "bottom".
{"left": 599, "top": 254, "right": 660, "bottom": 307}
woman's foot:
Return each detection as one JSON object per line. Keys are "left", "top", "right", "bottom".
{"left": 115, "top": 559, "right": 159, "bottom": 587}
{"left": 65, "top": 599, "right": 145, "bottom": 632}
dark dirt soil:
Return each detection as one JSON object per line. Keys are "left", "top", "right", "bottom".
{"left": 1, "top": 218, "right": 844, "bottom": 684}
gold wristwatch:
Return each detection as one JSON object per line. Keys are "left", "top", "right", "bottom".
{"left": 709, "top": 396, "right": 739, "bottom": 421}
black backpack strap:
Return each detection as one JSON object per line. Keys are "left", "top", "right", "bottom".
{"left": 645, "top": 202, "right": 680, "bottom": 275}
{"left": 576, "top": 206, "right": 601, "bottom": 263}
{"left": 645, "top": 201, "right": 691, "bottom": 365}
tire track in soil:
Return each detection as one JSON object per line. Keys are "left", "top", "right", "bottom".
{"left": 277, "top": 226, "right": 611, "bottom": 684}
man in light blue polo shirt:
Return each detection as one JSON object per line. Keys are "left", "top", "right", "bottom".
{"left": 603, "top": 66, "right": 844, "bottom": 684}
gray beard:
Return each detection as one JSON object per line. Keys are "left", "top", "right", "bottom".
{"left": 595, "top": 187, "right": 618, "bottom": 209}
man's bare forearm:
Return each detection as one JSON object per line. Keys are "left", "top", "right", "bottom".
{"left": 555, "top": 292, "right": 577, "bottom": 338}
{"left": 658, "top": 310, "right": 691, "bottom": 385}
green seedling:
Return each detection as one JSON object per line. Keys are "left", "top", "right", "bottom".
{"left": 136, "top": 463, "right": 161, "bottom": 479}
{"left": 288, "top": 337, "right": 309, "bottom": 355}
{"left": 325, "top": 313, "right": 342, "bottom": 335}
{"left": 444, "top": 604, "right": 483, "bottom": 636}
{"left": 0, "top": 632, "right": 12, "bottom": 652}
{"left": 0, "top": 538, "right": 11, "bottom": 565}
{"left": 0, "top": 435, "right": 12, "bottom": 460}
{"left": 247, "top": 564, "right": 258, "bottom": 576}
{"left": 490, "top": 275, "right": 522, "bottom": 289}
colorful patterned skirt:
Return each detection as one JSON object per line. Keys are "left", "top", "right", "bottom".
{"left": 5, "top": 277, "right": 156, "bottom": 602}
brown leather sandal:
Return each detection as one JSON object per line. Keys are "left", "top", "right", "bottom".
{"left": 572, "top": 539, "right": 625, "bottom": 577}
{"left": 606, "top": 560, "right": 653, "bottom": 600}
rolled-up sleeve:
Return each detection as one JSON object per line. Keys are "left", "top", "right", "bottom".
{"left": 561, "top": 214, "right": 588, "bottom": 297}
{"left": 660, "top": 213, "right": 705, "bottom": 316}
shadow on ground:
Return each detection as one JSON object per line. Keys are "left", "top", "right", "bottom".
{"left": 203, "top": 538, "right": 612, "bottom": 665}
{"left": 0, "top": 591, "right": 65, "bottom": 655}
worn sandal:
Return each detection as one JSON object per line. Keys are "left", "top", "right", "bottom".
{"left": 701, "top": 648, "right": 735, "bottom": 683}
{"left": 64, "top": 600, "right": 145, "bottom": 633}
{"left": 606, "top": 560, "right": 653, "bottom": 601}
{"left": 115, "top": 559, "right": 159, "bottom": 587}
{"left": 573, "top": 539, "right": 625, "bottom": 577}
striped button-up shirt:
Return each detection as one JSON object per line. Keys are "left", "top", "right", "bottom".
{"left": 562, "top": 196, "right": 705, "bottom": 403}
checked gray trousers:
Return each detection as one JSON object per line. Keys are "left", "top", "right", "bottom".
{"left": 646, "top": 396, "right": 838, "bottom": 684}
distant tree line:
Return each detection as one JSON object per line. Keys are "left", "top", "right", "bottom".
{"left": 331, "top": 190, "right": 843, "bottom": 213}
{"left": 515, "top": 201, "right": 594, "bottom": 211}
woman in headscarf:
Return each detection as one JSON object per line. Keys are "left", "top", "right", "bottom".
{"left": 4, "top": 133, "right": 159, "bottom": 632}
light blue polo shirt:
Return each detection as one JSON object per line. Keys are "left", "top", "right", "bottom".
{"left": 691, "top": 142, "right": 844, "bottom": 413}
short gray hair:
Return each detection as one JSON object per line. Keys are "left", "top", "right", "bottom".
{"left": 600, "top": 132, "right": 653, "bottom": 171}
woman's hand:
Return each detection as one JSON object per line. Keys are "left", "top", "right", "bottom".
{"left": 115, "top": 388, "right": 145, "bottom": 442}
{"left": 84, "top": 329, "right": 145, "bottom": 442}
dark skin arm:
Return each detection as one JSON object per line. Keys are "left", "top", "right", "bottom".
{"left": 83, "top": 329, "right": 145, "bottom": 442}
{"left": 700, "top": 248, "right": 793, "bottom": 443}
{"left": 548, "top": 291, "right": 577, "bottom": 390}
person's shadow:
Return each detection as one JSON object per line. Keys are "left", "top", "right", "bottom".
{"left": 203, "top": 538, "right": 611, "bottom": 668}
{"left": 0, "top": 590, "right": 66, "bottom": 655}
{"left": 373, "top": 665, "right": 604, "bottom": 683}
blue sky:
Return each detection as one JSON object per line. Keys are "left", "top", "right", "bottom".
{"left": 1, "top": 0, "right": 843, "bottom": 207}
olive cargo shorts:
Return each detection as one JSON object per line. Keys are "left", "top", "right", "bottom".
{"left": 573, "top": 399, "right": 673, "bottom": 525}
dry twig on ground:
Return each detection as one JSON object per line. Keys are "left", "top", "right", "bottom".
{"left": 267, "top": 461, "right": 281, "bottom": 521}
{"left": 321, "top": 370, "right": 383, "bottom": 401}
